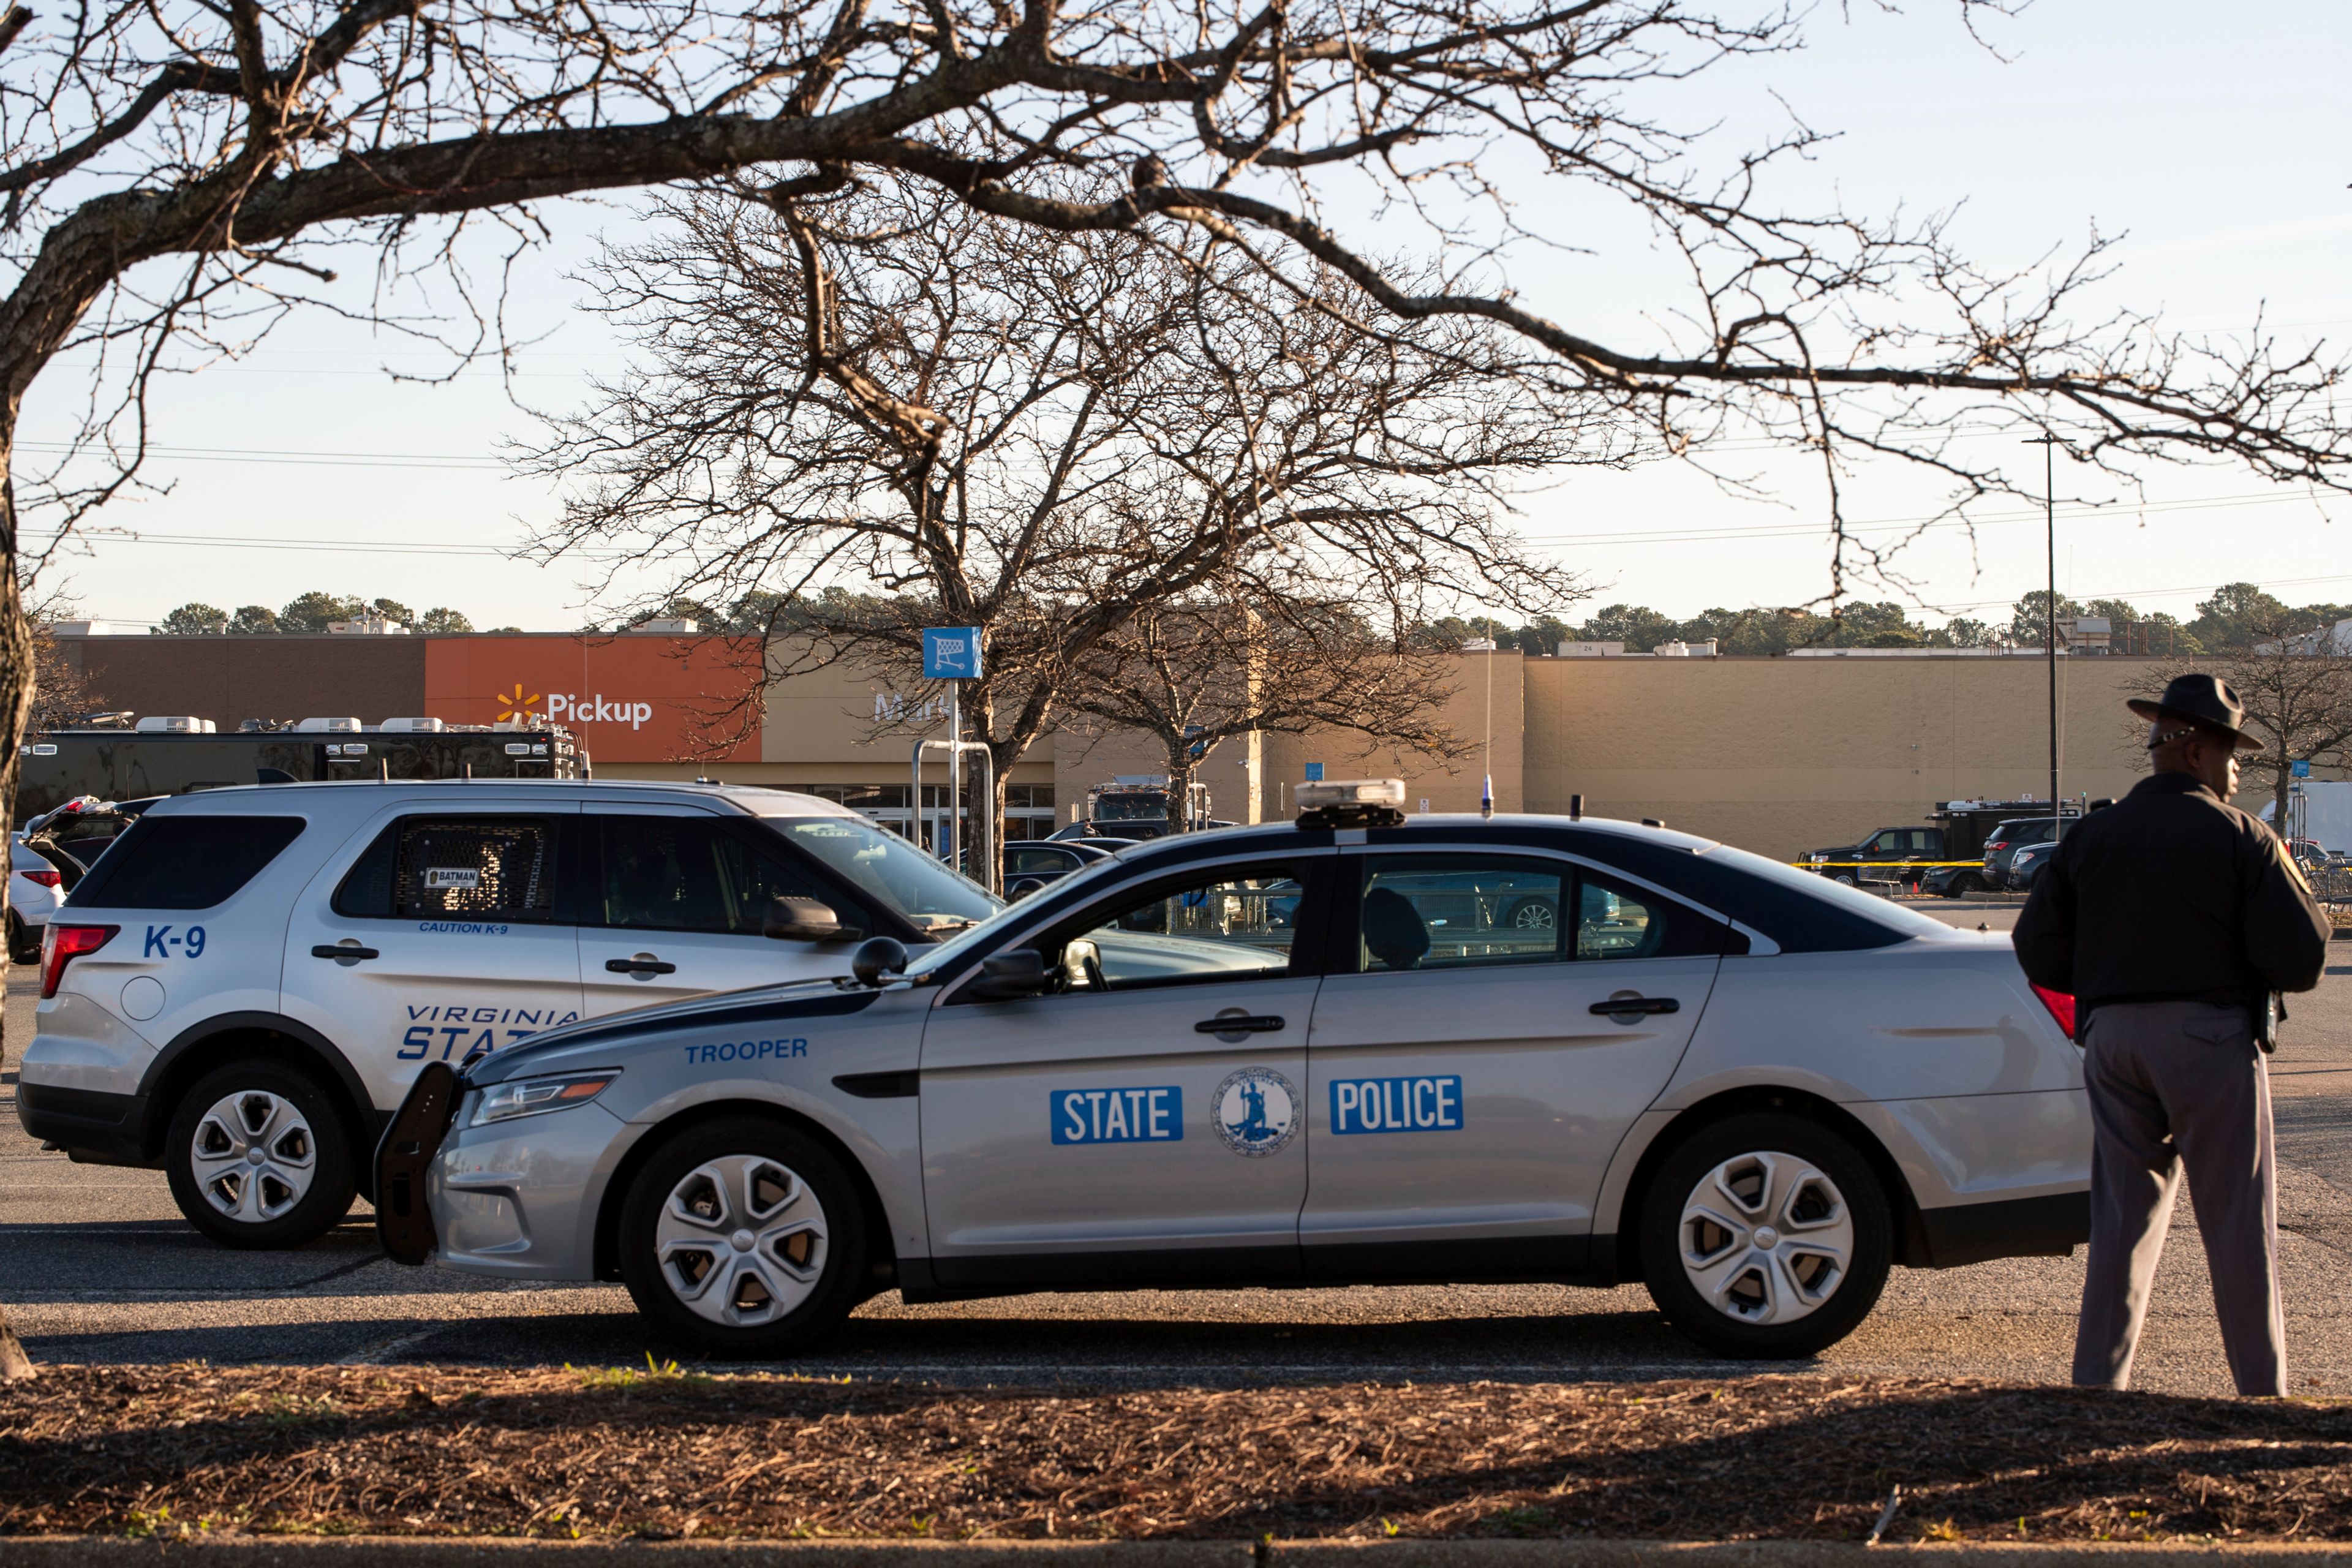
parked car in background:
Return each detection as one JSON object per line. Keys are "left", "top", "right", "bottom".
{"left": 1981, "top": 816, "right": 2068, "bottom": 889}
{"left": 1000, "top": 839, "right": 1120, "bottom": 898}
{"left": 20, "top": 795, "right": 160, "bottom": 891}
{"left": 1920, "top": 864, "right": 1989, "bottom": 897}
{"left": 9, "top": 834, "right": 62, "bottom": 962}
{"left": 1808, "top": 801, "right": 2086, "bottom": 893}
{"left": 1804, "top": 825, "right": 1941, "bottom": 886}
{"left": 2003, "top": 840, "right": 2059, "bottom": 894}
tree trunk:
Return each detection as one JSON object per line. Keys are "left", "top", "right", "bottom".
{"left": 1165, "top": 744, "right": 1196, "bottom": 835}
{"left": 2275, "top": 763, "right": 2295, "bottom": 839}
{"left": 0, "top": 464, "right": 37, "bottom": 1378}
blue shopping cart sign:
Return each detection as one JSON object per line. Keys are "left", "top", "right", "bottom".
{"left": 1303, "top": 763, "right": 1324, "bottom": 782}
{"left": 922, "top": 627, "right": 983, "bottom": 680}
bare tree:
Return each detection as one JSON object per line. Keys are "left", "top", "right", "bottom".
{"left": 2154, "top": 633, "right": 2352, "bottom": 831}
{"left": 1059, "top": 592, "right": 1465, "bottom": 831}
{"left": 26, "top": 591, "right": 102, "bottom": 729}
{"left": 525, "top": 181, "right": 1587, "bottom": 869}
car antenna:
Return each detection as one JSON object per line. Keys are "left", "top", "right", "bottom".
{"left": 1480, "top": 620, "right": 1494, "bottom": 820}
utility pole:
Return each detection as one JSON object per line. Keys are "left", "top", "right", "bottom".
{"left": 2026, "top": 435, "right": 2061, "bottom": 837}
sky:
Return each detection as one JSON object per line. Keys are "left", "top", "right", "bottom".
{"left": 21, "top": 0, "right": 2352, "bottom": 633}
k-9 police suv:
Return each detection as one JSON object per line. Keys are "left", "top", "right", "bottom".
{"left": 15, "top": 781, "right": 998, "bottom": 1248}
{"left": 377, "top": 779, "right": 2094, "bottom": 1360}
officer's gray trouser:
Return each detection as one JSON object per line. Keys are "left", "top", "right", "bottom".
{"left": 2072, "top": 998, "right": 2285, "bottom": 1397}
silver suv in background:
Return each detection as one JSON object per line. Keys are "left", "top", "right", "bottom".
{"left": 15, "top": 780, "right": 997, "bottom": 1249}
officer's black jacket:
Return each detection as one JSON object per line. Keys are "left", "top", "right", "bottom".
{"left": 2013, "top": 771, "right": 2330, "bottom": 1014}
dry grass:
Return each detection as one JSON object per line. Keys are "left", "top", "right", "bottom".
{"left": 2, "top": 1365, "right": 2349, "bottom": 1545}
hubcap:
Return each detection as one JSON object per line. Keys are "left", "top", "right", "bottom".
{"left": 189, "top": 1090, "right": 317, "bottom": 1223}
{"left": 654, "top": 1155, "right": 829, "bottom": 1327}
{"left": 1511, "top": 900, "right": 1556, "bottom": 930}
{"left": 1678, "top": 1150, "right": 1853, "bottom": 1327}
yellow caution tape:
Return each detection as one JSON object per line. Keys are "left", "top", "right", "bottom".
{"left": 1790, "top": 861, "right": 2002, "bottom": 870}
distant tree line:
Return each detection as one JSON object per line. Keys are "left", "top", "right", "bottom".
{"left": 1439, "top": 583, "right": 2352, "bottom": 658}
{"left": 156, "top": 595, "right": 519, "bottom": 636}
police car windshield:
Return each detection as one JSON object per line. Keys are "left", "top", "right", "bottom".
{"left": 766, "top": 816, "right": 1001, "bottom": 932}
{"left": 1702, "top": 843, "right": 1959, "bottom": 940}
{"left": 914, "top": 848, "right": 1137, "bottom": 971}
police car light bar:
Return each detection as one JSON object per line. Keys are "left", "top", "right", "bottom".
{"left": 1294, "top": 778, "right": 1408, "bottom": 829}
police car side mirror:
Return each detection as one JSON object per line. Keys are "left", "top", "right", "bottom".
{"left": 850, "top": 936, "right": 909, "bottom": 987}
{"left": 965, "top": 948, "right": 1047, "bottom": 1001}
{"left": 766, "top": 895, "right": 865, "bottom": 944}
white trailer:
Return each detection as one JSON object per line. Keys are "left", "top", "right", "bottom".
{"left": 2263, "top": 780, "right": 2352, "bottom": 855}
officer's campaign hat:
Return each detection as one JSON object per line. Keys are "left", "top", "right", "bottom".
{"left": 2127, "top": 673, "right": 2264, "bottom": 752}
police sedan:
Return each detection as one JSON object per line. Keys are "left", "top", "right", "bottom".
{"left": 378, "top": 782, "right": 2091, "bottom": 1360}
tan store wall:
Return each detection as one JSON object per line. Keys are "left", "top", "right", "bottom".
{"left": 1525, "top": 654, "right": 2165, "bottom": 858}
{"left": 1260, "top": 650, "right": 1525, "bottom": 818}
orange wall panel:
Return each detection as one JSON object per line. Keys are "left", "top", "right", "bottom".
{"left": 423, "top": 636, "right": 764, "bottom": 764}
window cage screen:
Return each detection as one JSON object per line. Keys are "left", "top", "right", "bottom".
{"left": 396, "top": 820, "right": 552, "bottom": 919}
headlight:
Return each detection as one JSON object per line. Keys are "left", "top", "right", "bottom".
{"left": 470, "top": 1072, "right": 619, "bottom": 1126}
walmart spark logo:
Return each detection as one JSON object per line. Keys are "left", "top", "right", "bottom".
{"left": 495, "top": 684, "right": 542, "bottom": 722}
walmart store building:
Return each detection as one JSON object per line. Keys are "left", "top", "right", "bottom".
{"left": 51, "top": 628, "right": 2256, "bottom": 859}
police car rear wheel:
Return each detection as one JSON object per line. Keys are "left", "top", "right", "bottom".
{"left": 619, "top": 1118, "right": 868, "bottom": 1357}
{"left": 1637, "top": 1112, "right": 1891, "bottom": 1359}
{"left": 165, "top": 1061, "right": 357, "bottom": 1250}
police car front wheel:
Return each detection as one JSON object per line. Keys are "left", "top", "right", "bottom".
{"left": 1637, "top": 1112, "right": 1891, "bottom": 1359}
{"left": 617, "top": 1118, "right": 869, "bottom": 1357}
{"left": 165, "top": 1061, "right": 358, "bottom": 1249}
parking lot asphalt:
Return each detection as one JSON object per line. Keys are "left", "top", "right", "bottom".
{"left": 6, "top": 911, "right": 2352, "bottom": 1396}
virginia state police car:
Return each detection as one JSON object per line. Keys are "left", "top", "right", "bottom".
{"left": 15, "top": 781, "right": 997, "bottom": 1248}
{"left": 378, "top": 780, "right": 2092, "bottom": 1360}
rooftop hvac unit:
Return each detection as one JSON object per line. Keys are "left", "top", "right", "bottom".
{"left": 133, "top": 715, "right": 217, "bottom": 733}
{"left": 379, "top": 717, "right": 447, "bottom": 733}
{"left": 296, "top": 717, "right": 363, "bottom": 733}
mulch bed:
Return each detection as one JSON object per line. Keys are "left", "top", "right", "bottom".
{"left": 2, "top": 1365, "right": 2350, "bottom": 1545}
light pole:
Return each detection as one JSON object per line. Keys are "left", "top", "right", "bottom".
{"left": 2026, "top": 435, "right": 2061, "bottom": 835}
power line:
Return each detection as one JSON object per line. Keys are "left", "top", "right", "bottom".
{"left": 22, "top": 527, "right": 560, "bottom": 559}
{"left": 1520, "top": 486, "right": 2330, "bottom": 549}
{"left": 14, "top": 441, "right": 503, "bottom": 470}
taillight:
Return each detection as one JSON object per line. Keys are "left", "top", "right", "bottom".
{"left": 40, "top": 922, "right": 118, "bottom": 998}
{"left": 2032, "top": 984, "right": 2076, "bottom": 1041}
{"left": 18, "top": 868, "right": 60, "bottom": 888}
{"left": 1988, "top": 840, "right": 2008, "bottom": 851}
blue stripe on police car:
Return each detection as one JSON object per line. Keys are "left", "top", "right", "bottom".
{"left": 1331, "top": 1075, "right": 1464, "bottom": 1134}
{"left": 1052, "top": 1086, "right": 1183, "bottom": 1145}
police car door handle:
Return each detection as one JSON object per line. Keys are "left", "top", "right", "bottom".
{"left": 606, "top": 955, "right": 678, "bottom": 976}
{"left": 311, "top": 943, "right": 380, "bottom": 962}
{"left": 1194, "top": 1014, "right": 1285, "bottom": 1034}
{"left": 1589, "top": 995, "right": 1678, "bottom": 1017}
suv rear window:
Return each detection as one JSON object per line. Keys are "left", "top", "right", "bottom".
{"left": 69, "top": 815, "right": 306, "bottom": 910}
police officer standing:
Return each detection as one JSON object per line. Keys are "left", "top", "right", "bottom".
{"left": 2015, "top": 673, "right": 2331, "bottom": 1396}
